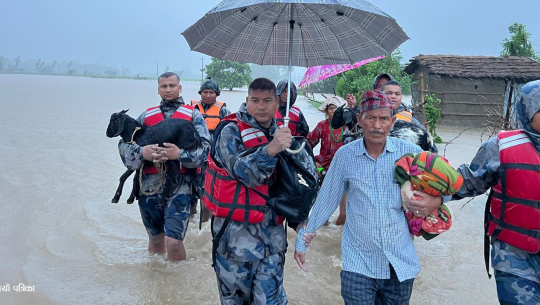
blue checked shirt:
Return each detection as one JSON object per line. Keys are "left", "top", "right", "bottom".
{"left": 295, "top": 137, "right": 423, "bottom": 281}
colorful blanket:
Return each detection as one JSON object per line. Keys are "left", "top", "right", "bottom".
{"left": 395, "top": 152, "right": 463, "bottom": 240}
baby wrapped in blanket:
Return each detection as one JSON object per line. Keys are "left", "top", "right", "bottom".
{"left": 394, "top": 151, "right": 463, "bottom": 240}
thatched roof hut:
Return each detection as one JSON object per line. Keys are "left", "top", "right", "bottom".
{"left": 404, "top": 55, "right": 540, "bottom": 128}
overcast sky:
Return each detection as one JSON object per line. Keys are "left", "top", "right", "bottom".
{"left": 2, "top": 0, "right": 539, "bottom": 75}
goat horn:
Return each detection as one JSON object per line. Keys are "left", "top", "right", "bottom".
{"left": 120, "top": 109, "right": 129, "bottom": 114}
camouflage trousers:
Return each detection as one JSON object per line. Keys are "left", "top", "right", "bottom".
{"left": 214, "top": 251, "right": 288, "bottom": 305}
{"left": 138, "top": 192, "right": 192, "bottom": 241}
{"left": 495, "top": 270, "right": 540, "bottom": 304}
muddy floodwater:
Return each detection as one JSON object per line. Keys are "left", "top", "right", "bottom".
{"left": 0, "top": 74, "right": 498, "bottom": 304}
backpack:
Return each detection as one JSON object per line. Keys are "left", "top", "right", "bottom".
{"left": 268, "top": 137, "right": 318, "bottom": 226}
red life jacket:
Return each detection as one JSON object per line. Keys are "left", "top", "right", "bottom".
{"left": 275, "top": 106, "right": 302, "bottom": 136}
{"left": 142, "top": 105, "right": 195, "bottom": 175}
{"left": 203, "top": 116, "right": 281, "bottom": 225}
{"left": 486, "top": 130, "right": 540, "bottom": 253}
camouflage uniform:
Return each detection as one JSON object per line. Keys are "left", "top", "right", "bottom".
{"left": 211, "top": 103, "right": 288, "bottom": 305}
{"left": 118, "top": 97, "right": 211, "bottom": 240}
{"left": 454, "top": 80, "right": 540, "bottom": 304}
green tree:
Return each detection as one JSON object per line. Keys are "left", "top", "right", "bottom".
{"left": 14, "top": 56, "right": 21, "bottom": 70}
{"left": 205, "top": 58, "right": 252, "bottom": 90}
{"left": 34, "top": 59, "right": 47, "bottom": 74}
{"left": 335, "top": 50, "right": 413, "bottom": 100}
{"left": 500, "top": 22, "right": 540, "bottom": 60}
{"left": 250, "top": 64, "right": 296, "bottom": 84}
{"left": 424, "top": 93, "right": 443, "bottom": 143}
{"left": 67, "top": 61, "right": 76, "bottom": 75}
{"left": 39, "top": 64, "right": 54, "bottom": 75}
{"left": 51, "top": 61, "right": 58, "bottom": 74}
{"left": 309, "top": 77, "right": 338, "bottom": 94}
{"left": 0, "top": 55, "right": 4, "bottom": 72}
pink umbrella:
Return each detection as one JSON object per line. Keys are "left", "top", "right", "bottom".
{"left": 298, "top": 55, "right": 385, "bottom": 88}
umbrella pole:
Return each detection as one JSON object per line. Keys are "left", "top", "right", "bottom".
{"left": 284, "top": 3, "right": 305, "bottom": 155}
{"left": 284, "top": 3, "right": 294, "bottom": 128}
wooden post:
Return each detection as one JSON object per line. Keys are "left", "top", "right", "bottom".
{"left": 420, "top": 72, "right": 428, "bottom": 130}
{"left": 503, "top": 79, "right": 515, "bottom": 130}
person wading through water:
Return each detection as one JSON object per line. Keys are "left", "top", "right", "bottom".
{"left": 190, "top": 77, "right": 231, "bottom": 224}
{"left": 204, "top": 78, "right": 308, "bottom": 304}
{"left": 295, "top": 90, "right": 446, "bottom": 304}
{"left": 453, "top": 80, "right": 540, "bottom": 304}
{"left": 118, "top": 72, "right": 210, "bottom": 261}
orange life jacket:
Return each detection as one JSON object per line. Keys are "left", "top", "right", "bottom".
{"left": 142, "top": 105, "right": 195, "bottom": 175}
{"left": 395, "top": 110, "right": 413, "bottom": 122}
{"left": 486, "top": 130, "right": 540, "bottom": 253}
{"left": 275, "top": 106, "right": 302, "bottom": 136}
{"left": 191, "top": 100, "right": 226, "bottom": 131}
{"left": 203, "top": 116, "right": 278, "bottom": 225}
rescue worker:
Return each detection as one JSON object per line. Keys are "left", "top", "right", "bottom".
{"left": 190, "top": 77, "right": 231, "bottom": 222}
{"left": 274, "top": 80, "right": 310, "bottom": 137}
{"left": 453, "top": 80, "right": 540, "bottom": 304}
{"left": 204, "top": 78, "right": 298, "bottom": 304}
{"left": 118, "top": 72, "right": 210, "bottom": 261}
{"left": 191, "top": 77, "right": 231, "bottom": 141}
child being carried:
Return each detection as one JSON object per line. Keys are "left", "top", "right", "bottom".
{"left": 394, "top": 151, "right": 463, "bottom": 240}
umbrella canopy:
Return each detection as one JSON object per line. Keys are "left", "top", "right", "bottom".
{"left": 182, "top": 0, "right": 408, "bottom": 152}
{"left": 182, "top": 0, "right": 409, "bottom": 67}
{"left": 298, "top": 55, "right": 385, "bottom": 88}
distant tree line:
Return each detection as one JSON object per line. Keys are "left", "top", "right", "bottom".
{"left": 0, "top": 56, "right": 202, "bottom": 80}
{"left": 0, "top": 56, "right": 124, "bottom": 77}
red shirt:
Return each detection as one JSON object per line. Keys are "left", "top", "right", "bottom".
{"left": 307, "top": 119, "right": 347, "bottom": 170}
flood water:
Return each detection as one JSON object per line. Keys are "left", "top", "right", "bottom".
{"left": 0, "top": 74, "right": 498, "bottom": 304}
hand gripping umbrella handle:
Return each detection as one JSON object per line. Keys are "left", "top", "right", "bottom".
{"left": 285, "top": 141, "right": 305, "bottom": 155}
{"left": 283, "top": 116, "right": 306, "bottom": 154}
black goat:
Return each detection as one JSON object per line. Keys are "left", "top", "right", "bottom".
{"left": 390, "top": 120, "right": 435, "bottom": 152}
{"left": 106, "top": 109, "right": 202, "bottom": 204}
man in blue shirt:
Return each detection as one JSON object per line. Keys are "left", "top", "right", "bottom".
{"left": 294, "top": 90, "right": 443, "bottom": 304}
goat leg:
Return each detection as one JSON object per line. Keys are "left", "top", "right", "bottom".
{"left": 127, "top": 170, "right": 140, "bottom": 204}
{"left": 112, "top": 169, "right": 134, "bottom": 203}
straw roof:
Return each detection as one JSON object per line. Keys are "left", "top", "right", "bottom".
{"left": 404, "top": 55, "right": 540, "bottom": 83}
